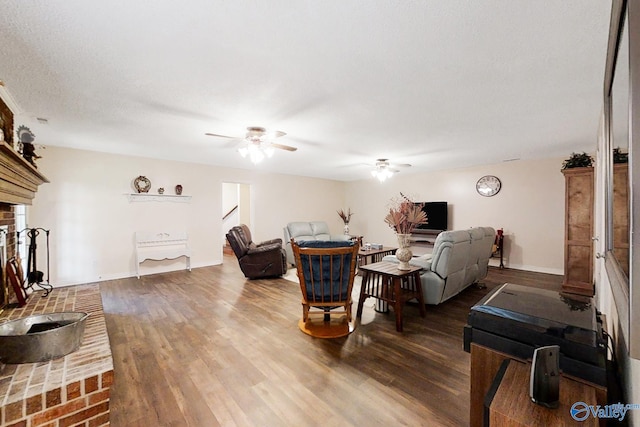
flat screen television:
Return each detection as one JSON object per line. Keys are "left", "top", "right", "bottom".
{"left": 416, "top": 201, "right": 448, "bottom": 231}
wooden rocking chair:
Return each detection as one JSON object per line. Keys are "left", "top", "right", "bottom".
{"left": 291, "top": 240, "right": 359, "bottom": 338}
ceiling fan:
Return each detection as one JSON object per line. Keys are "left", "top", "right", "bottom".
{"left": 370, "top": 158, "right": 411, "bottom": 182}
{"left": 205, "top": 126, "right": 297, "bottom": 164}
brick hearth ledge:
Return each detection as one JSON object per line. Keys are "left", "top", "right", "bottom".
{"left": 0, "top": 284, "right": 113, "bottom": 426}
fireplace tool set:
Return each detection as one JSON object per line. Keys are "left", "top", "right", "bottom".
{"left": 22, "top": 228, "right": 52, "bottom": 296}
{"left": 6, "top": 228, "right": 52, "bottom": 306}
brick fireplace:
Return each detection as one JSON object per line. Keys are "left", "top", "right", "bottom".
{"left": 0, "top": 203, "right": 17, "bottom": 308}
{"left": 0, "top": 90, "right": 48, "bottom": 307}
{"left": 0, "top": 136, "right": 113, "bottom": 426}
{"left": 0, "top": 141, "right": 48, "bottom": 308}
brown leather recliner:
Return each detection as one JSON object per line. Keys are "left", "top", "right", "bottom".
{"left": 226, "top": 224, "right": 287, "bottom": 279}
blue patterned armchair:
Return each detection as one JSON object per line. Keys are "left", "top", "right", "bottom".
{"left": 291, "top": 240, "right": 359, "bottom": 337}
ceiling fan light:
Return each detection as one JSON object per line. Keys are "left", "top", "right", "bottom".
{"left": 249, "top": 148, "right": 265, "bottom": 164}
{"left": 239, "top": 142, "right": 271, "bottom": 164}
{"left": 264, "top": 145, "right": 275, "bottom": 158}
{"left": 250, "top": 153, "right": 263, "bottom": 164}
{"left": 372, "top": 167, "right": 394, "bottom": 182}
{"left": 208, "top": 126, "right": 296, "bottom": 165}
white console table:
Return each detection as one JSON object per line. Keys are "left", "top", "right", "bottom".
{"left": 135, "top": 231, "right": 192, "bottom": 278}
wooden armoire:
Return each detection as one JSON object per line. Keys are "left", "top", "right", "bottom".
{"left": 562, "top": 166, "right": 594, "bottom": 296}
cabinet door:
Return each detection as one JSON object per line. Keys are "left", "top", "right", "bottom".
{"left": 562, "top": 167, "right": 594, "bottom": 295}
{"left": 613, "top": 164, "right": 629, "bottom": 276}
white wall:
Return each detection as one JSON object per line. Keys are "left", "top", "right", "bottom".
{"left": 26, "top": 145, "right": 568, "bottom": 287}
{"left": 28, "top": 146, "right": 566, "bottom": 280}
{"left": 28, "top": 146, "right": 347, "bottom": 285}
{"left": 345, "top": 157, "right": 566, "bottom": 274}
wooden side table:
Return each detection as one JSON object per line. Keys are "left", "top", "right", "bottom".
{"left": 356, "top": 246, "right": 397, "bottom": 278}
{"left": 356, "top": 261, "right": 425, "bottom": 332}
{"left": 486, "top": 359, "right": 599, "bottom": 426}
{"left": 358, "top": 246, "right": 397, "bottom": 265}
{"left": 469, "top": 344, "right": 607, "bottom": 427}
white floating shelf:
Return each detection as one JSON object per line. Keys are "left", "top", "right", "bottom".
{"left": 127, "top": 193, "right": 192, "bottom": 203}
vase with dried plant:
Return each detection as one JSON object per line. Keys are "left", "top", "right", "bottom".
{"left": 337, "top": 208, "right": 354, "bottom": 235}
{"left": 384, "top": 193, "right": 428, "bottom": 270}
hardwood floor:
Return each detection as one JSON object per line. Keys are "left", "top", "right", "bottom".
{"left": 100, "top": 256, "right": 562, "bottom": 426}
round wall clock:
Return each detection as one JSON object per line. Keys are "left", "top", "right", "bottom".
{"left": 476, "top": 175, "right": 501, "bottom": 197}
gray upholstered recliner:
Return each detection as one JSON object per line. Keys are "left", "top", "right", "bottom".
{"left": 466, "top": 227, "right": 496, "bottom": 284}
{"left": 383, "top": 227, "right": 495, "bottom": 305}
{"left": 283, "top": 221, "right": 351, "bottom": 265}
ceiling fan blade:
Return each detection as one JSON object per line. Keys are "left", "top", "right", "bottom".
{"left": 390, "top": 163, "right": 412, "bottom": 168}
{"left": 270, "top": 130, "right": 287, "bottom": 138}
{"left": 270, "top": 142, "right": 298, "bottom": 152}
{"left": 205, "top": 132, "right": 236, "bottom": 139}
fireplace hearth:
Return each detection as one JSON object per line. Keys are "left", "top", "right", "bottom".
{"left": 0, "top": 285, "right": 113, "bottom": 426}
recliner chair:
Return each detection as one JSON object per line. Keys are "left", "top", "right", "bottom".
{"left": 383, "top": 227, "right": 495, "bottom": 304}
{"left": 226, "top": 224, "right": 287, "bottom": 279}
{"left": 283, "top": 221, "right": 351, "bottom": 265}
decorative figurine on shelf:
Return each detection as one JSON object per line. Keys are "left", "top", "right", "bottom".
{"left": 158, "top": 187, "right": 165, "bottom": 194}
{"left": 175, "top": 184, "right": 183, "bottom": 195}
{"left": 16, "top": 125, "right": 41, "bottom": 168}
{"left": 133, "top": 176, "right": 151, "bottom": 193}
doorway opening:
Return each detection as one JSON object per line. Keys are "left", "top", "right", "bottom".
{"left": 222, "top": 182, "right": 251, "bottom": 257}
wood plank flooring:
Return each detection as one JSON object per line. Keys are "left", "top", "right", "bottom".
{"left": 100, "top": 256, "right": 562, "bottom": 426}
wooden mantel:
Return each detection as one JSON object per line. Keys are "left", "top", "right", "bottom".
{"left": 0, "top": 141, "right": 49, "bottom": 205}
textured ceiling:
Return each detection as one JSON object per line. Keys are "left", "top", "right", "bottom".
{"left": 0, "top": 1, "right": 611, "bottom": 181}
